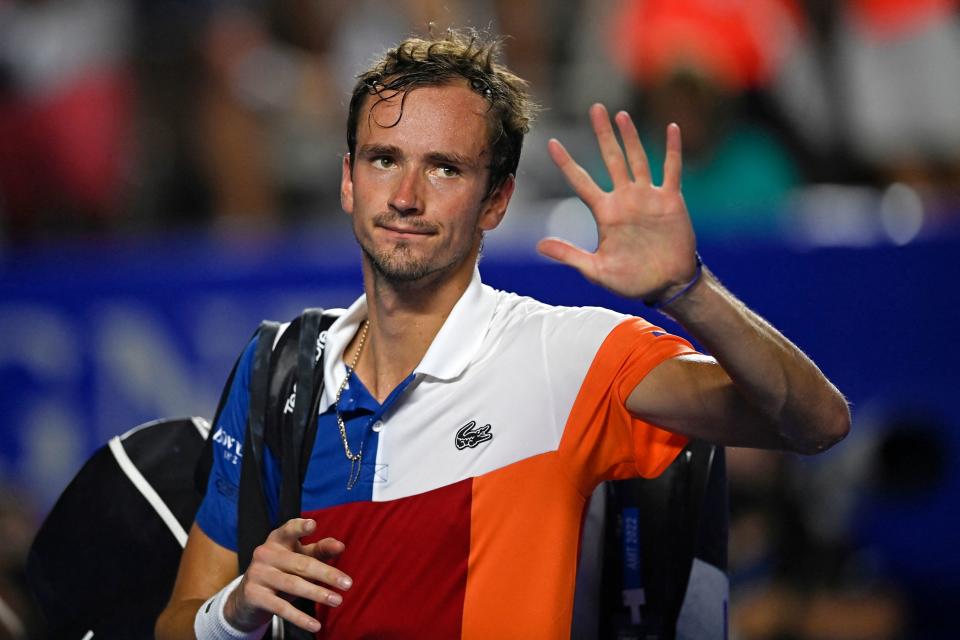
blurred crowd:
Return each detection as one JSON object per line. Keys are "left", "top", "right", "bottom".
{"left": 1, "top": 1, "right": 959, "bottom": 638}
{"left": 725, "top": 407, "right": 959, "bottom": 640}
{"left": 1, "top": 0, "right": 959, "bottom": 246}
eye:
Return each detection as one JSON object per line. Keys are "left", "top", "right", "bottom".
{"left": 371, "top": 156, "right": 396, "bottom": 169}
{"left": 433, "top": 165, "right": 460, "bottom": 179}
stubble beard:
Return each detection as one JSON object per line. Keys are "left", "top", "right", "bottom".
{"left": 354, "top": 209, "right": 480, "bottom": 286}
{"left": 358, "top": 233, "right": 477, "bottom": 287}
{"left": 362, "top": 241, "right": 435, "bottom": 283}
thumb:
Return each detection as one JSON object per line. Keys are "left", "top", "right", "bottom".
{"left": 271, "top": 517, "right": 317, "bottom": 546}
{"left": 537, "top": 238, "right": 596, "bottom": 280}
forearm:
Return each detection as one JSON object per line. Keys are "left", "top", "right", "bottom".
{"left": 155, "top": 598, "right": 205, "bottom": 640}
{"left": 156, "top": 523, "right": 250, "bottom": 640}
{"left": 661, "top": 267, "right": 850, "bottom": 454}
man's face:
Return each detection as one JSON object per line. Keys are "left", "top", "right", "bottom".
{"left": 341, "top": 82, "right": 512, "bottom": 285}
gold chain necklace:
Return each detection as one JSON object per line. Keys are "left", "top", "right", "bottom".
{"left": 335, "top": 319, "right": 369, "bottom": 490}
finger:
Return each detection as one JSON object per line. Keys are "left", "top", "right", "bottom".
{"left": 590, "top": 103, "right": 631, "bottom": 188}
{"left": 262, "top": 567, "right": 348, "bottom": 607}
{"left": 300, "top": 537, "right": 346, "bottom": 562}
{"left": 245, "top": 556, "right": 349, "bottom": 613}
{"left": 614, "top": 110, "right": 651, "bottom": 184}
{"left": 243, "top": 582, "right": 325, "bottom": 633}
{"left": 537, "top": 238, "right": 598, "bottom": 281}
{"left": 253, "top": 544, "right": 354, "bottom": 592}
{"left": 662, "top": 122, "right": 683, "bottom": 192}
{"left": 548, "top": 139, "right": 603, "bottom": 208}
{"left": 272, "top": 597, "right": 324, "bottom": 634}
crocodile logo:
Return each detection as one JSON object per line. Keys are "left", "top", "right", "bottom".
{"left": 455, "top": 420, "right": 493, "bottom": 450}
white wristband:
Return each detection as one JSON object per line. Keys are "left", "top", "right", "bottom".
{"left": 194, "top": 575, "right": 271, "bottom": 640}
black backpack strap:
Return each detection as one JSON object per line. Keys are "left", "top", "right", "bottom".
{"left": 237, "top": 309, "right": 337, "bottom": 570}
{"left": 230, "top": 309, "right": 338, "bottom": 638}
{"left": 663, "top": 441, "right": 716, "bottom": 630}
{"left": 300, "top": 311, "right": 337, "bottom": 487}
{"left": 598, "top": 440, "right": 721, "bottom": 639}
{"left": 265, "top": 317, "right": 303, "bottom": 461}
{"left": 237, "top": 321, "right": 281, "bottom": 573}
{"left": 269, "top": 309, "right": 336, "bottom": 640}
{"left": 279, "top": 309, "right": 325, "bottom": 521}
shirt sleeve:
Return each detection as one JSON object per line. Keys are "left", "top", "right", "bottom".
{"left": 195, "top": 335, "right": 258, "bottom": 551}
{"left": 556, "top": 316, "right": 696, "bottom": 495}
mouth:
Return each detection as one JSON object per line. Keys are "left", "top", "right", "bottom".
{"left": 377, "top": 223, "right": 437, "bottom": 240}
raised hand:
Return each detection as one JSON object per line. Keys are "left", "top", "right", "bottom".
{"left": 225, "top": 518, "right": 351, "bottom": 633}
{"left": 537, "top": 104, "right": 699, "bottom": 303}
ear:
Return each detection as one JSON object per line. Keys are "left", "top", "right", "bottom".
{"left": 478, "top": 175, "right": 515, "bottom": 232}
{"left": 340, "top": 154, "right": 354, "bottom": 214}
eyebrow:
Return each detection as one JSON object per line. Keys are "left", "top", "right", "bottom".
{"left": 358, "top": 144, "right": 479, "bottom": 169}
{"left": 357, "top": 144, "right": 402, "bottom": 159}
{"left": 426, "top": 151, "right": 476, "bottom": 168}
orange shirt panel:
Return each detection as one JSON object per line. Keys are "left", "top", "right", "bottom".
{"left": 462, "top": 452, "right": 584, "bottom": 639}
{"left": 559, "top": 318, "right": 695, "bottom": 496}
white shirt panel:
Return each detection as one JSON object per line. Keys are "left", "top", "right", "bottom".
{"left": 372, "top": 288, "right": 628, "bottom": 501}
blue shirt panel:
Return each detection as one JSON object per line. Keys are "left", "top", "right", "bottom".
{"left": 301, "top": 370, "right": 415, "bottom": 510}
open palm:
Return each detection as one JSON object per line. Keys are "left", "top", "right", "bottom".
{"left": 538, "top": 104, "right": 698, "bottom": 302}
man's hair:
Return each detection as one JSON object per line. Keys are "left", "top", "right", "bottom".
{"left": 347, "top": 28, "right": 537, "bottom": 197}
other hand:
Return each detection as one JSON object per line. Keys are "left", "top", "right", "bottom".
{"left": 538, "top": 104, "right": 698, "bottom": 303}
{"left": 225, "top": 518, "right": 351, "bottom": 634}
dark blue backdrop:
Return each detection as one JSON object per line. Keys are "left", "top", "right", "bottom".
{"left": 1, "top": 226, "right": 955, "bottom": 501}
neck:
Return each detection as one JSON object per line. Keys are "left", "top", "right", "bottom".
{"left": 348, "top": 254, "right": 477, "bottom": 402}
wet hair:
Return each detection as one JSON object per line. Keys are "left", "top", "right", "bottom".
{"left": 346, "top": 28, "right": 537, "bottom": 198}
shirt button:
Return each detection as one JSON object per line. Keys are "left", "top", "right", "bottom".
{"left": 372, "top": 420, "right": 384, "bottom": 432}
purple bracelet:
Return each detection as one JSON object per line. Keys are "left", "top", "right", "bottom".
{"left": 645, "top": 253, "right": 704, "bottom": 310}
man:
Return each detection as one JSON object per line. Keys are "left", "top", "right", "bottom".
{"left": 156, "top": 30, "right": 849, "bottom": 639}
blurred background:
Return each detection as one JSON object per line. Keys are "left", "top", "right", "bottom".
{"left": 1, "top": 0, "right": 958, "bottom": 638}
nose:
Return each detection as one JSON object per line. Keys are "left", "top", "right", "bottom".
{"left": 388, "top": 169, "right": 422, "bottom": 216}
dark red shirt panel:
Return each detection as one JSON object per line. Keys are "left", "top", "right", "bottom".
{"left": 303, "top": 479, "right": 473, "bottom": 639}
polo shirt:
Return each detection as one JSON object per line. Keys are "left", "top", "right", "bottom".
{"left": 197, "top": 268, "right": 695, "bottom": 639}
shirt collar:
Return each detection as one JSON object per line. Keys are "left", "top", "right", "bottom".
{"left": 321, "top": 266, "right": 497, "bottom": 406}
{"left": 415, "top": 266, "right": 497, "bottom": 381}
